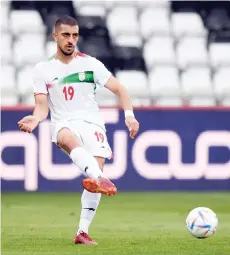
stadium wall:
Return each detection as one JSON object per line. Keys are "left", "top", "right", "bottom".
{"left": 1, "top": 106, "right": 230, "bottom": 192}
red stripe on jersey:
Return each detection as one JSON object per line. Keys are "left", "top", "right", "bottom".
{"left": 76, "top": 52, "right": 88, "bottom": 58}
{"left": 46, "top": 84, "right": 53, "bottom": 89}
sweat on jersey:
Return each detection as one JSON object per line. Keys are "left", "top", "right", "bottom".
{"left": 33, "top": 52, "right": 112, "bottom": 130}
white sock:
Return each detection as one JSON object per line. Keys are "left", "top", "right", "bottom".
{"left": 77, "top": 189, "right": 101, "bottom": 234}
{"left": 69, "top": 147, "right": 104, "bottom": 179}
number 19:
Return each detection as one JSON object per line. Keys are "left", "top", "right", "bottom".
{"left": 63, "top": 86, "right": 74, "bottom": 100}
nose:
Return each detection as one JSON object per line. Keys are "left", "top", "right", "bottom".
{"left": 68, "top": 38, "right": 74, "bottom": 44}
{"left": 68, "top": 35, "right": 75, "bottom": 44}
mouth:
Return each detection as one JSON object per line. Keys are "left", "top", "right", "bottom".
{"left": 66, "top": 45, "right": 74, "bottom": 50}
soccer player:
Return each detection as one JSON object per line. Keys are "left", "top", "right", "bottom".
{"left": 18, "top": 15, "right": 139, "bottom": 245}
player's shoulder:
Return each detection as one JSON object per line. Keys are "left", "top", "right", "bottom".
{"left": 76, "top": 52, "right": 101, "bottom": 65}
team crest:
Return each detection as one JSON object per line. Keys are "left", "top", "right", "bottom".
{"left": 79, "top": 72, "right": 85, "bottom": 81}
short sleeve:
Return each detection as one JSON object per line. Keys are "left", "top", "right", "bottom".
{"left": 92, "top": 58, "right": 112, "bottom": 88}
{"left": 33, "top": 64, "right": 48, "bottom": 95}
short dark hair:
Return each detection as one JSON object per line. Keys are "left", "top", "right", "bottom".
{"left": 55, "top": 15, "right": 78, "bottom": 29}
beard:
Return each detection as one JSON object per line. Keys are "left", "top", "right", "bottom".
{"left": 59, "top": 45, "right": 75, "bottom": 56}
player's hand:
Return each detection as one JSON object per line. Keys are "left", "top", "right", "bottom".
{"left": 125, "top": 116, "right": 139, "bottom": 139}
{"left": 17, "top": 115, "right": 40, "bottom": 133}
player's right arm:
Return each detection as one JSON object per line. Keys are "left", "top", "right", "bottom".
{"left": 18, "top": 63, "right": 49, "bottom": 133}
{"left": 18, "top": 94, "right": 49, "bottom": 133}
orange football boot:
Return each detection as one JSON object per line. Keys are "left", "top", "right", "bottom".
{"left": 82, "top": 177, "right": 117, "bottom": 196}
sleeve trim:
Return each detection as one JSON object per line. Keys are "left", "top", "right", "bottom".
{"left": 104, "top": 74, "right": 113, "bottom": 87}
{"left": 34, "top": 93, "right": 48, "bottom": 96}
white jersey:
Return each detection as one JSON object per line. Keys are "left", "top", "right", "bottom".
{"left": 33, "top": 52, "right": 112, "bottom": 130}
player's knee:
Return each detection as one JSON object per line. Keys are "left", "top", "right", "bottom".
{"left": 57, "top": 128, "right": 81, "bottom": 153}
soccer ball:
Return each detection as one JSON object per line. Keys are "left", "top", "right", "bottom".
{"left": 186, "top": 207, "right": 218, "bottom": 238}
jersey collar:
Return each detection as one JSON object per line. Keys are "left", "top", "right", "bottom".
{"left": 54, "top": 51, "right": 78, "bottom": 64}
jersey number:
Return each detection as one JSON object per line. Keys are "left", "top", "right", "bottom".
{"left": 94, "top": 131, "right": 104, "bottom": 143}
{"left": 63, "top": 86, "right": 74, "bottom": 100}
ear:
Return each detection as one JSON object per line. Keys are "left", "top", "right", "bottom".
{"left": 53, "top": 32, "right": 57, "bottom": 42}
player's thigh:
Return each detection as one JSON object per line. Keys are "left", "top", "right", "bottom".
{"left": 81, "top": 122, "right": 112, "bottom": 159}
{"left": 57, "top": 128, "right": 81, "bottom": 154}
{"left": 94, "top": 156, "right": 105, "bottom": 171}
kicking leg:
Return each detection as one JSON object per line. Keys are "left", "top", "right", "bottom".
{"left": 82, "top": 157, "right": 116, "bottom": 196}
{"left": 57, "top": 128, "right": 117, "bottom": 196}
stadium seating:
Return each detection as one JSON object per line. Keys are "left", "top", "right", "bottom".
{"left": 1, "top": 33, "right": 12, "bottom": 64}
{"left": 213, "top": 67, "right": 230, "bottom": 100}
{"left": 189, "top": 97, "right": 216, "bottom": 106}
{"left": 143, "top": 36, "right": 176, "bottom": 68}
{"left": 13, "top": 34, "right": 45, "bottom": 67}
{"left": 155, "top": 97, "right": 183, "bottom": 106}
{"left": 17, "top": 66, "right": 34, "bottom": 97}
{"left": 113, "top": 46, "right": 145, "bottom": 72}
{"left": 1, "top": 0, "right": 230, "bottom": 107}
{"left": 95, "top": 87, "right": 118, "bottom": 106}
{"left": 115, "top": 70, "right": 151, "bottom": 106}
{"left": 176, "top": 37, "right": 209, "bottom": 68}
{"left": 209, "top": 43, "right": 230, "bottom": 67}
{"left": 74, "top": 2, "right": 106, "bottom": 17}
{"left": 140, "top": 8, "right": 171, "bottom": 39}
{"left": 1, "top": 65, "right": 18, "bottom": 105}
{"left": 116, "top": 70, "right": 149, "bottom": 99}
{"left": 23, "top": 94, "right": 35, "bottom": 106}
{"left": 10, "top": 10, "right": 45, "bottom": 35}
{"left": 114, "top": 35, "right": 142, "bottom": 48}
{"left": 107, "top": 6, "right": 139, "bottom": 39}
{"left": 73, "top": 0, "right": 114, "bottom": 13}
{"left": 181, "top": 67, "right": 213, "bottom": 98}
{"left": 149, "top": 67, "right": 181, "bottom": 98}
{"left": 221, "top": 98, "right": 230, "bottom": 106}
{"left": 78, "top": 15, "right": 109, "bottom": 39}
{"left": 171, "top": 12, "right": 207, "bottom": 38}
{"left": 46, "top": 41, "right": 57, "bottom": 57}
{"left": 1, "top": 3, "right": 10, "bottom": 32}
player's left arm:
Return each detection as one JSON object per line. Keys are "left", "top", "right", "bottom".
{"left": 105, "top": 76, "right": 139, "bottom": 139}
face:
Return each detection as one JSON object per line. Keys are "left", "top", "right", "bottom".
{"left": 53, "top": 24, "right": 79, "bottom": 56}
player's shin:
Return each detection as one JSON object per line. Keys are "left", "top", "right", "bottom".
{"left": 77, "top": 190, "right": 101, "bottom": 234}
{"left": 69, "top": 147, "right": 104, "bottom": 179}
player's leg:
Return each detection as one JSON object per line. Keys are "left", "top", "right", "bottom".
{"left": 74, "top": 121, "right": 117, "bottom": 245}
{"left": 57, "top": 128, "right": 116, "bottom": 195}
{"left": 79, "top": 123, "right": 116, "bottom": 196}
{"left": 75, "top": 156, "right": 104, "bottom": 245}
{"left": 57, "top": 127, "right": 102, "bottom": 179}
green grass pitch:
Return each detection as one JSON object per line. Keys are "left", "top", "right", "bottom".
{"left": 2, "top": 192, "right": 230, "bottom": 255}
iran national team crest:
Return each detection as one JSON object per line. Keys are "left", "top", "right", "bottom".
{"left": 79, "top": 72, "right": 85, "bottom": 81}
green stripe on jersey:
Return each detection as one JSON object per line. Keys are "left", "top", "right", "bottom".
{"left": 48, "top": 55, "right": 55, "bottom": 61}
{"left": 61, "top": 71, "right": 94, "bottom": 84}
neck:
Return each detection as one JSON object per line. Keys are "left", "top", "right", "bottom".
{"left": 56, "top": 48, "right": 77, "bottom": 64}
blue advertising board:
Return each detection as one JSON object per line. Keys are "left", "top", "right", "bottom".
{"left": 1, "top": 107, "right": 230, "bottom": 191}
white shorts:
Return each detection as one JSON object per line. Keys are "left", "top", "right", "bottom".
{"left": 50, "top": 119, "right": 112, "bottom": 159}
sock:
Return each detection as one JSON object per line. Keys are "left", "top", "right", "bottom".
{"left": 77, "top": 189, "right": 101, "bottom": 234}
{"left": 70, "top": 147, "right": 104, "bottom": 179}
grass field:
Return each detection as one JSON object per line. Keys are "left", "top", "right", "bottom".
{"left": 2, "top": 192, "right": 230, "bottom": 255}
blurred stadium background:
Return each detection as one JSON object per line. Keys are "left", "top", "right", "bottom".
{"left": 1, "top": 1, "right": 230, "bottom": 254}
{"left": 1, "top": 0, "right": 230, "bottom": 106}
